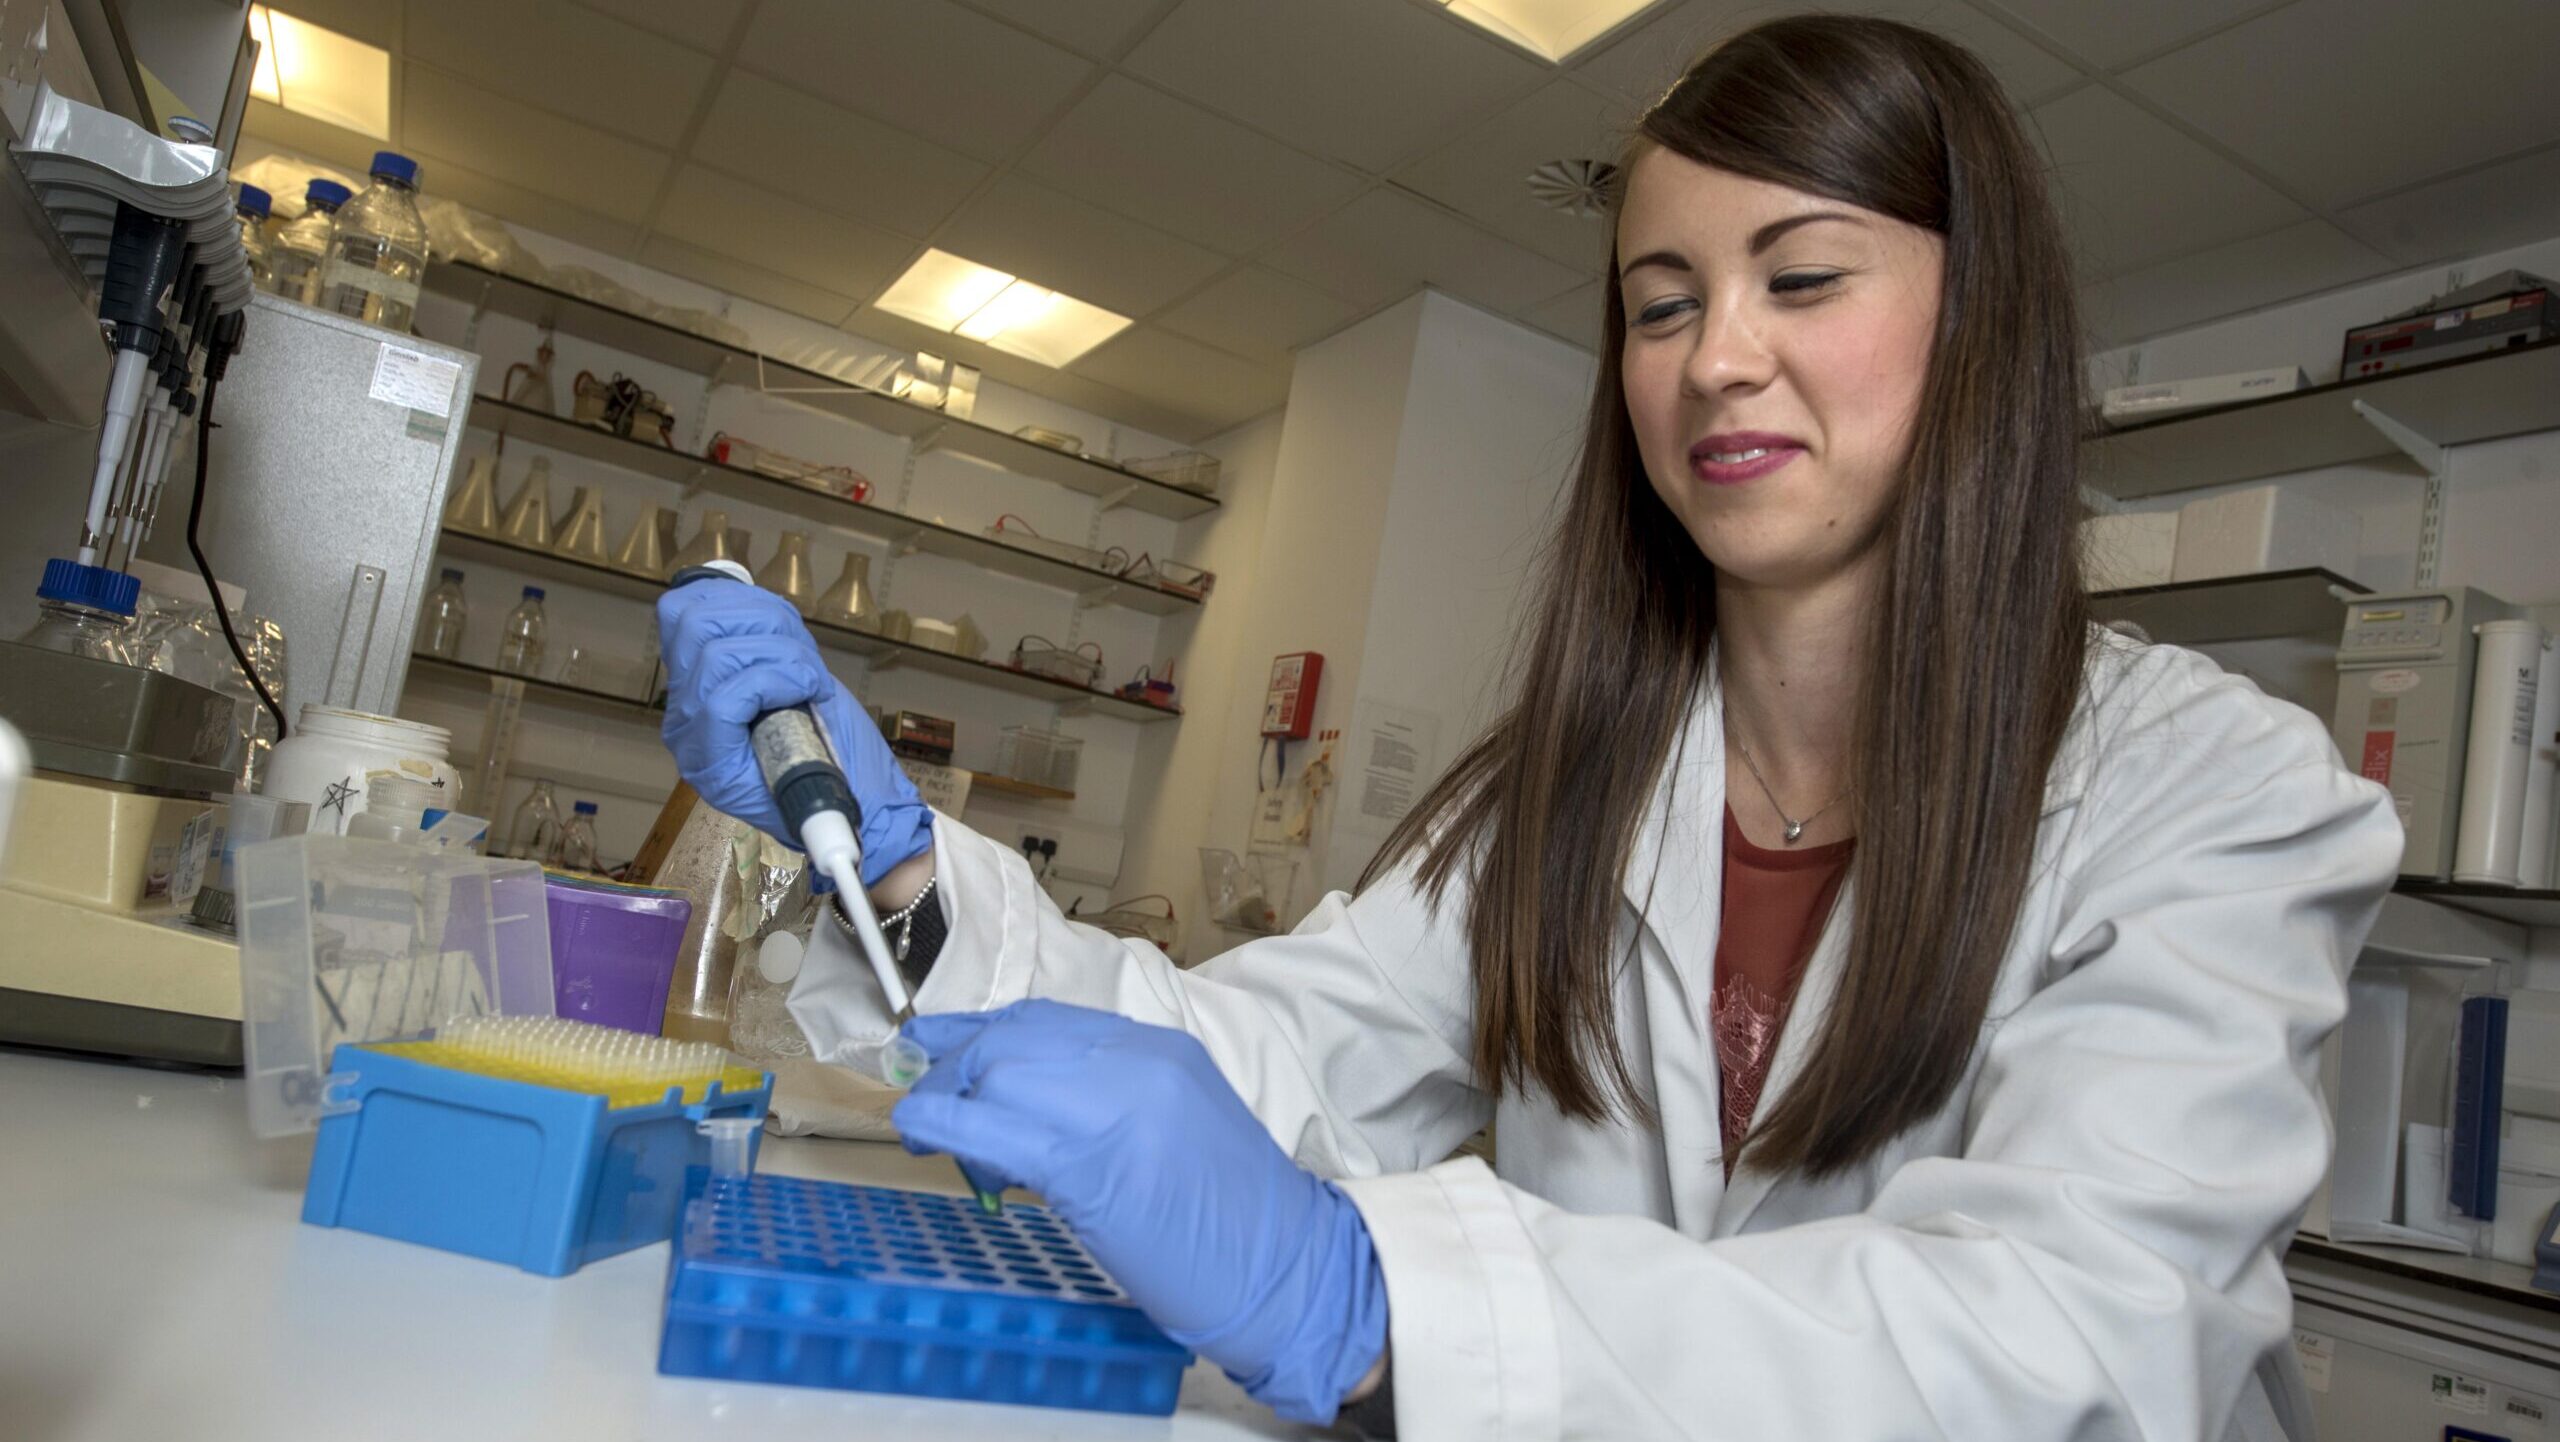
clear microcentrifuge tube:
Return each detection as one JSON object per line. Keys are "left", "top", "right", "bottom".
{"left": 697, "top": 1116, "right": 759, "bottom": 1179}
{"left": 881, "top": 1034, "right": 930, "bottom": 1088}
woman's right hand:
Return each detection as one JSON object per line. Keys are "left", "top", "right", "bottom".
{"left": 656, "top": 575, "right": 931, "bottom": 887}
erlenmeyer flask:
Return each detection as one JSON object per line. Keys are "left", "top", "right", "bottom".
{"left": 499, "top": 456, "right": 554, "bottom": 549}
{"left": 755, "top": 531, "right": 818, "bottom": 614}
{"left": 614, "top": 504, "right": 674, "bottom": 579}
{"left": 670, "top": 509, "right": 731, "bottom": 570}
{"left": 443, "top": 456, "right": 499, "bottom": 535}
{"left": 814, "top": 553, "right": 875, "bottom": 631}
{"left": 554, "top": 486, "right": 610, "bottom": 564}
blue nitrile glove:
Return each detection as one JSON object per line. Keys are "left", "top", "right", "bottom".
{"left": 892, "top": 1000, "right": 1390, "bottom": 1425}
{"left": 657, "top": 576, "right": 931, "bottom": 887}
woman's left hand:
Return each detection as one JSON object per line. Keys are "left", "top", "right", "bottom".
{"left": 892, "top": 1000, "right": 1390, "bottom": 1424}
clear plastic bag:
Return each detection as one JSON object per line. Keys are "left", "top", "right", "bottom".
{"left": 1199, "top": 849, "right": 1293, "bottom": 935}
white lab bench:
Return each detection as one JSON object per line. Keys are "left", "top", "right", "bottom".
{"left": 0, "top": 1048, "right": 1310, "bottom": 1442}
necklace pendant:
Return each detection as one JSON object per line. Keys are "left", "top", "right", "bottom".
{"left": 1782, "top": 819, "right": 1805, "bottom": 844}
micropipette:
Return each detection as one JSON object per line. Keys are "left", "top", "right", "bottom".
{"left": 668, "top": 561, "right": 1003, "bottom": 1214}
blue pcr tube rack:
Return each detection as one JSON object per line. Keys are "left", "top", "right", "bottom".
{"left": 659, "top": 1172, "right": 1192, "bottom": 1415}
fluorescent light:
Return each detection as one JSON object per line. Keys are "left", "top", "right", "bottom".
{"left": 1430, "top": 0, "right": 1664, "bottom": 63}
{"left": 247, "top": 5, "right": 390, "bottom": 139}
{"left": 874, "top": 248, "right": 1132, "bottom": 369}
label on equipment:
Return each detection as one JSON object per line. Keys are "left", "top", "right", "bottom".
{"left": 2361, "top": 731, "right": 2395, "bottom": 786}
{"left": 2292, "top": 1330, "right": 2333, "bottom": 1393}
{"left": 326, "top": 259, "right": 424, "bottom": 309}
{"left": 2433, "top": 1373, "right": 2491, "bottom": 1415}
{"left": 370, "top": 344, "right": 461, "bottom": 417}
{"left": 2371, "top": 669, "right": 2421, "bottom": 694}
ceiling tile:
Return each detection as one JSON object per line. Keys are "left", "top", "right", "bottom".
{"left": 691, "top": 72, "right": 986, "bottom": 238}
{"left": 240, "top": 101, "right": 378, "bottom": 179}
{"left": 571, "top": 0, "right": 748, "bottom": 52}
{"left": 1263, "top": 186, "right": 1587, "bottom": 314}
{"left": 1122, "top": 0, "right": 1545, "bottom": 173}
{"left": 637, "top": 236, "right": 859, "bottom": 326}
{"left": 2336, "top": 142, "right": 2560, "bottom": 268}
{"left": 738, "top": 0, "right": 1096, "bottom": 163}
{"left": 260, "top": 0, "right": 395, "bottom": 48}
{"left": 1019, "top": 76, "right": 1362, "bottom": 256}
{"left": 1523, "top": 282, "right": 1606, "bottom": 353}
{"left": 650, "top": 167, "right": 920, "bottom": 300}
{"left": 2029, "top": 85, "right": 2305, "bottom": 279}
{"left": 402, "top": 145, "right": 645, "bottom": 258}
{"left": 1070, "top": 324, "right": 1292, "bottom": 432}
{"left": 959, "top": 0, "right": 1166, "bottom": 57}
{"left": 934, "top": 174, "right": 1228, "bottom": 319}
{"left": 1577, "top": 0, "right": 2081, "bottom": 108}
{"left": 1975, "top": 0, "right": 2288, "bottom": 71}
{"left": 2121, "top": 0, "right": 2560, "bottom": 210}
{"left": 1395, "top": 80, "right": 1626, "bottom": 274}
{"left": 401, "top": 67, "right": 672, "bottom": 225}
{"left": 2080, "top": 219, "right": 2390, "bottom": 347}
{"left": 1155, "top": 266, "right": 1361, "bottom": 366}
{"left": 407, "top": 0, "right": 714, "bottom": 150}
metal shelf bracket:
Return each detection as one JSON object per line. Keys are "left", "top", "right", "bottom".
{"left": 2350, "top": 399, "right": 2449, "bottom": 587}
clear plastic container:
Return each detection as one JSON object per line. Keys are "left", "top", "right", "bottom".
{"left": 269, "top": 178, "right": 350, "bottom": 305}
{"left": 347, "top": 773, "right": 448, "bottom": 842}
{"left": 234, "top": 183, "right": 273, "bottom": 291}
{"left": 553, "top": 800, "right": 599, "bottom": 873}
{"left": 508, "top": 778, "right": 562, "bottom": 862}
{"left": 997, "top": 725, "right": 1083, "bottom": 793}
{"left": 234, "top": 831, "right": 554, "bottom": 1137}
{"left": 416, "top": 567, "right": 468, "bottom": 661}
{"left": 321, "top": 150, "right": 428, "bottom": 333}
{"left": 21, "top": 559, "right": 140, "bottom": 666}
{"left": 497, "top": 585, "right": 547, "bottom": 676}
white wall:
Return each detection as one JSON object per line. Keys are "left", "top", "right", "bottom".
{"left": 1113, "top": 290, "right": 1596, "bottom": 962}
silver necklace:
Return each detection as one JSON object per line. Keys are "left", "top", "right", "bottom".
{"left": 1729, "top": 729, "right": 1846, "bottom": 845}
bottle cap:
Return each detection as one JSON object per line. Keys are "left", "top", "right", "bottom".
{"left": 573, "top": 801, "right": 598, "bottom": 815}
{"left": 305, "top": 179, "right": 352, "bottom": 211}
{"left": 522, "top": 586, "right": 545, "bottom": 600}
{"left": 440, "top": 567, "right": 463, "bottom": 581}
{"left": 236, "top": 184, "right": 271, "bottom": 219}
{"left": 368, "top": 151, "right": 420, "bottom": 188}
{"left": 36, "top": 559, "right": 140, "bottom": 617}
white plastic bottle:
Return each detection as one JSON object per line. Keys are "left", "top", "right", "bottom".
{"left": 553, "top": 800, "right": 599, "bottom": 872}
{"left": 321, "top": 150, "right": 429, "bottom": 333}
{"left": 268, "top": 178, "right": 350, "bottom": 305}
{"left": 234, "top": 184, "right": 273, "bottom": 291}
{"left": 496, "top": 585, "right": 546, "bottom": 676}
{"left": 416, "top": 568, "right": 469, "bottom": 661}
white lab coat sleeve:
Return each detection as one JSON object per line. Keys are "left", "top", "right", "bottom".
{"left": 1337, "top": 667, "right": 2403, "bottom": 1441}
{"left": 792, "top": 809, "right": 1492, "bottom": 1178}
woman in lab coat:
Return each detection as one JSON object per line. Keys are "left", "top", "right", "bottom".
{"left": 657, "top": 15, "right": 2400, "bottom": 1439}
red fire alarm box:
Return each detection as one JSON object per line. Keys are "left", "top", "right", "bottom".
{"left": 1262, "top": 652, "right": 1323, "bottom": 740}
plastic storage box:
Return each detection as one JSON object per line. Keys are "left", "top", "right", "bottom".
{"left": 302, "top": 1042, "right": 769, "bottom": 1275}
{"left": 997, "top": 725, "right": 1083, "bottom": 793}
{"left": 545, "top": 872, "right": 693, "bottom": 1034}
{"left": 659, "top": 1173, "right": 1190, "bottom": 1414}
{"left": 1127, "top": 450, "right": 1220, "bottom": 496}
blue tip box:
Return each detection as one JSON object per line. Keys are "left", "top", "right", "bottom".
{"left": 301, "top": 1043, "right": 772, "bottom": 1276}
{"left": 659, "top": 1172, "right": 1192, "bottom": 1415}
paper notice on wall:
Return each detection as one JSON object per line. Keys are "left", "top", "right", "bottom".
{"left": 1343, "top": 700, "right": 1441, "bottom": 841}
{"left": 899, "top": 758, "right": 971, "bottom": 816}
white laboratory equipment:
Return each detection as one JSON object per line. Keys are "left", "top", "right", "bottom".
{"left": 2454, "top": 620, "right": 2548, "bottom": 885}
{"left": 2331, "top": 587, "right": 2524, "bottom": 879}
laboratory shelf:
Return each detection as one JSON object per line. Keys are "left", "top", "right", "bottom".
{"left": 423, "top": 530, "right": 1184, "bottom": 725}
{"left": 423, "top": 260, "right": 1221, "bottom": 520}
{"left": 2084, "top": 336, "right": 2560, "bottom": 499}
{"left": 2392, "top": 879, "right": 2560, "bottom": 930}
{"left": 407, "top": 651, "right": 662, "bottom": 722}
{"left": 2290, "top": 1234, "right": 2560, "bottom": 1316}
{"left": 968, "top": 773, "right": 1076, "bottom": 803}
{"left": 2089, "top": 567, "right": 2369, "bottom": 646}
{"left": 460, "top": 395, "right": 1204, "bottom": 616}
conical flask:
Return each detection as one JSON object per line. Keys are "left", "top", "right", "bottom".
{"left": 724, "top": 527, "right": 754, "bottom": 568}
{"left": 814, "top": 552, "right": 875, "bottom": 630}
{"left": 670, "top": 509, "right": 731, "bottom": 570}
{"left": 613, "top": 504, "right": 674, "bottom": 579}
{"left": 755, "top": 531, "right": 818, "bottom": 614}
{"left": 499, "top": 457, "right": 554, "bottom": 549}
{"left": 443, "top": 456, "right": 499, "bottom": 535}
{"left": 554, "top": 486, "right": 610, "bottom": 564}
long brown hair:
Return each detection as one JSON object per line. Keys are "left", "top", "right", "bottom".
{"left": 1363, "top": 15, "right": 2090, "bottom": 1176}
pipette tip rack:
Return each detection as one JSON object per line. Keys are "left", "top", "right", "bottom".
{"left": 658, "top": 1172, "right": 1190, "bottom": 1415}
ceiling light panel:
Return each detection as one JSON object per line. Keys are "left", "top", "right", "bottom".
{"left": 1431, "top": 0, "right": 1668, "bottom": 64}
{"left": 248, "top": 5, "right": 390, "bottom": 139}
{"left": 875, "top": 248, "right": 1132, "bottom": 368}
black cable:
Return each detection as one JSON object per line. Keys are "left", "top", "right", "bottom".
{"left": 186, "top": 364, "right": 287, "bottom": 743}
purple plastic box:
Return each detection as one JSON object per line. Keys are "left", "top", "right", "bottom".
{"left": 545, "top": 873, "right": 693, "bottom": 1034}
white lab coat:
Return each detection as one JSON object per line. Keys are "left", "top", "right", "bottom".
{"left": 793, "top": 630, "right": 2402, "bottom": 1441}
